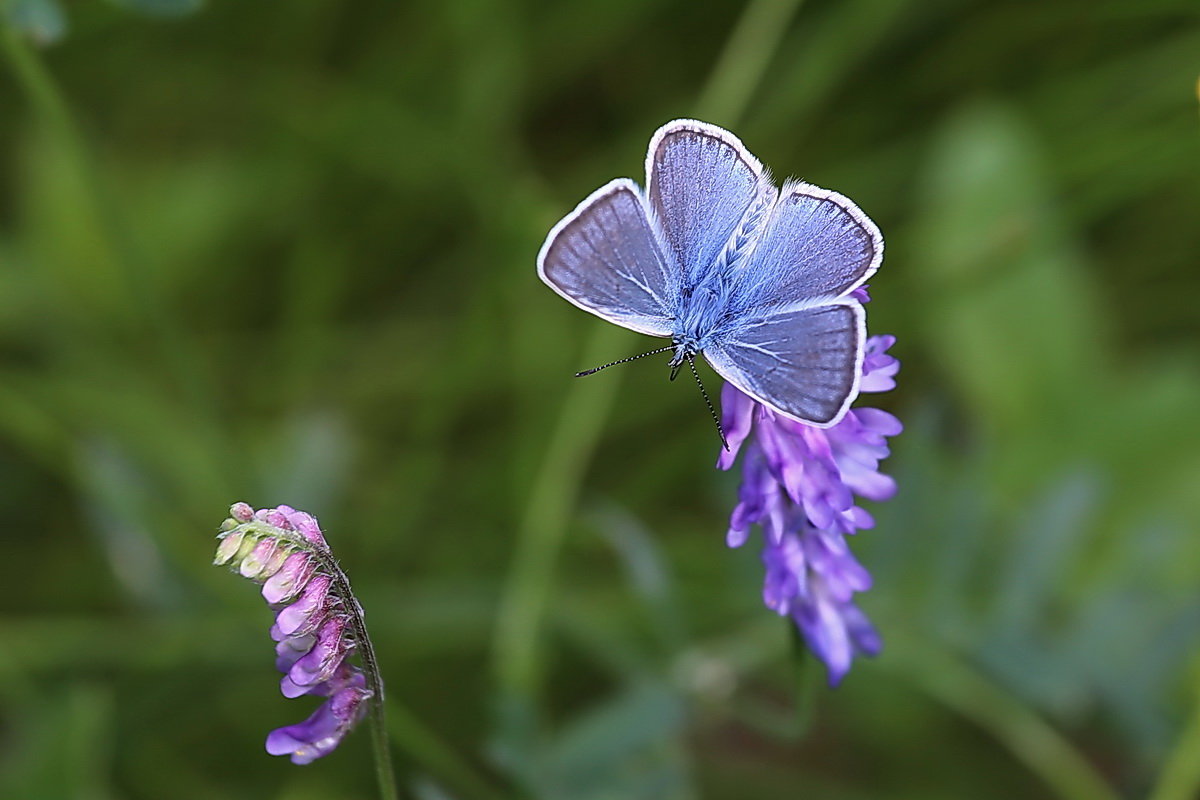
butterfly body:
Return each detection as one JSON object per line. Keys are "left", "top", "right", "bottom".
{"left": 538, "top": 120, "right": 882, "bottom": 428}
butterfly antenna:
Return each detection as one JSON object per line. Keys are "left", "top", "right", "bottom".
{"left": 575, "top": 345, "right": 673, "bottom": 377}
{"left": 688, "top": 356, "right": 729, "bottom": 451}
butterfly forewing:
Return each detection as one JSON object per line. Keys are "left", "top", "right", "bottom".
{"left": 646, "top": 120, "right": 768, "bottom": 284}
{"left": 538, "top": 179, "right": 676, "bottom": 337}
{"left": 735, "top": 183, "right": 882, "bottom": 311}
{"left": 705, "top": 302, "right": 865, "bottom": 427}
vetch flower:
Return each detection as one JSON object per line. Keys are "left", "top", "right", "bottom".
{"left": 266, "top": 667, "right": 373, "bottom": 765}
{"left": 214, "top": 503, "right": 380, "bottom": 764}
{"left": 718, "top": 316, "right": 901, "bottom": 685}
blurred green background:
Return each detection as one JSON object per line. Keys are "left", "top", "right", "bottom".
{"left": 2, "top": 0, "right": 1198, "bottom": 798}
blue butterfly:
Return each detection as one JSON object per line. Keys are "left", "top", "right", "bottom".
{"left": 537, "top": 119, "right": 883, "bottom": 429}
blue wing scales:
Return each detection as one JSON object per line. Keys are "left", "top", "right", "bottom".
{"left": 734, "top": 182, "right": 881, "bottom": 311}
{"left": 537, "top": 179, "right": 676, "bottom": 337}
{"left": 646, "top": 120, "right": 774, "bottom": 286}
{"left": 704, "top": 302, "right": 865, "bottom": 427}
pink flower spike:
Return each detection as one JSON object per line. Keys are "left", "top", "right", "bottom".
{"left": 275, "top": 574, "right": 333, "bottom": 637}
{"left": 263, "top": 553, "right": 317, "bottom": 605}
{"left": 212, "top": 502, "right": 380, "bottom": 765}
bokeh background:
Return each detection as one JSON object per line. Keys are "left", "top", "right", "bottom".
{"left": 2, "top": 0, "right": 1198, "bottom": 798}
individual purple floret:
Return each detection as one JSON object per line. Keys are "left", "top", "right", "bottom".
{"left": 215, "top": 503, "right": 377, "bottom": 764}
{"left": 717, "top": 327, "right": 901, "bottom": 685}
{"left": 266, "top": 666, "right": 372, "bottom": 765}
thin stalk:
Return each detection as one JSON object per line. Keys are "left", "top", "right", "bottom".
{"left": 325, "top": 571, "right": 399, "bottom": 800}
{"left": 492, "top": 0, "right": 805, "bottom": 708}
{"left": 884, "top": 632, "right": 1119, "bottom": 800}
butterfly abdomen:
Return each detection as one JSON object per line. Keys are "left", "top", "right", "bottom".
{"left": 718, "top": 182, "right": 775, "bottom": 274}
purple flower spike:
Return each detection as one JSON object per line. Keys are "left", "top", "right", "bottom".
{"left": 214, "top": 503, "right": 379, "bottom": 764}
{"left": 718, "top": 335, "right": 901, "bottom": 684}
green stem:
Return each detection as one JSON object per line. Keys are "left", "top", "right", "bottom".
{"left": 493, "top": 325, "right": 629, "bottom": 698}
{"left": 1146, "top": 666, "right": 1200, "bottom": 800}
{"left": 352, "top": 602, "right": 400, "bottom": 800}
{"left": 491, "top": 0, "right": 805, "bottom": 709}
{"left": 367, "top": 702, "right": 402, "bottom": 800}
{"left": 884, "top": 632, "right": 1120, "bottom": 800}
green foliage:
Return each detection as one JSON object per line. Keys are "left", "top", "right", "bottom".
{"left": 1, "top": 0, "right": 1198, "bottom": 798}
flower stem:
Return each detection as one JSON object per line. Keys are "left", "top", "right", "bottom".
{"left": 263, "top": 528, "right": 399, "bottom": 800}
{"left": 492, "top": 0, "right": 805, "bottom": 710}
{"left": 349, "top": 601, "right": 399, "bottom": 800}
{"left": 366, "top": 700, "right": 401, "bottom": 800}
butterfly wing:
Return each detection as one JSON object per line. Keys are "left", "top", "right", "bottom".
{"left": 646, "top": 119, "right": 774, "bottom": 285}
{"left": 705, "top": 182, "right": 882, "bottom": 426}
{"left": 705, "top": 301, "right": 866, "bottom": 428}
{"left": 734, "top": 181, "right": 882, "bottom": 308}
{"left": 538, "top": 178, "right": 676, "bottom": 337}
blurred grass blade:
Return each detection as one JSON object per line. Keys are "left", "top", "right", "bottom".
{"left": 1148, "top": 665, "right": 1200, "bottom": 800}
{"left": 913, "top": 101, "right": 1105, "bottom": 455}
{"left": 886, "top": 632, "right": 1120, "bottom": 800}
{"left": 78, "top": 439, "right": 178, "bottom": 608}
{"left": 695, "top": 0, "right": 804, "bottom": 125}
{"left": 989, "top": 471, "right": 1100, "bottom": 634}
{"left": 538, "top": 682, "right": 688, "bottom": 800}
{"left": 493, "top": 323, "right": 632, "bottom": 699}
{"left": 0, "top": 684, "right": 115, "bottom": 800}
{"left": 4, "top": 0, "right": 65, "bottom": 46}
{"left": 588, "top": 502, "right": 686, "bottom": 654}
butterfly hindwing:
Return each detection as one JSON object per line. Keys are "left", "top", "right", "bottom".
{"left": 704, "top": 301, "right": 865, "bottom": 427}
{"left": 537, "top": 178, "right": 676, "bottom": 338}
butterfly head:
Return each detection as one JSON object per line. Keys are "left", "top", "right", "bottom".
{"left": 668, "top": 338, "right": 698, "bottom": 381}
